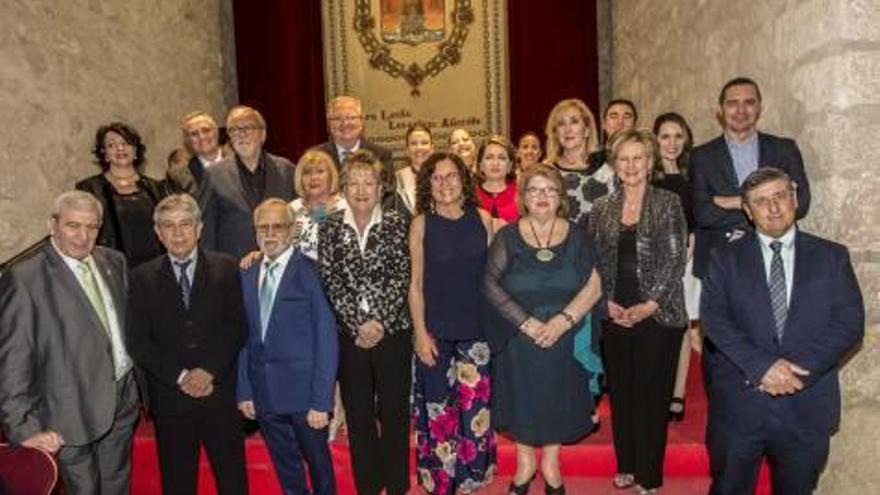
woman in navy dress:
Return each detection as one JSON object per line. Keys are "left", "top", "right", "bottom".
{"left": 484, "top": 164, "right": 603, "bottom": 495}
{"left": 409, "top": 152, "right": 497, "bottom": 494}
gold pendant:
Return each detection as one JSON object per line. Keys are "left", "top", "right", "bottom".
{"left": 536, "top": 248, "right": 555, "bottom": 262}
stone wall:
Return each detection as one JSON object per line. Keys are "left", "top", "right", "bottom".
{"left": 611, "top": 0, "right": 880, "bottom": 491}
{"left": 0, "top": 0, "right": 237, "bottom": 261}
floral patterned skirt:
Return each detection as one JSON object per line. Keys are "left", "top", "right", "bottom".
{"left": 413, "top": 339, "right": 497, "bottom": 495}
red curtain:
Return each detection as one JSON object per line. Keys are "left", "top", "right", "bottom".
{"left": 232, "top": 0, "right": 328, "bottom": 162}
{"left": 232, "top": 1, "right": 598, "bottom": 158}
{"left": 507, "top": 1, "right": 600, "bottom": 145}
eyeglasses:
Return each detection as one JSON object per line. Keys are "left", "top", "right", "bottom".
{"left": 430, "top": 171, "right": 460, "bottom": 185}
{"left": 228, "top": 124, "right": 264, "bottom": 136}
{"left": 255, "top": 222, "right": 292, "bottom": 234}
{"left": 526, "top": 186, "right": 560, "bottom": 197}
{"left": 329, "top": 115, "right": 363, "bottom": 124}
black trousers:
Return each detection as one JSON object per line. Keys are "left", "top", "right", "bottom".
{"left": 603, "top": 319, "right": 683, "bottom": 490}
{"left": 338, "top": 330, "right": 412, "bottom": 495}
{"left": 153, "top": 405, "right": 248, "bottom": 495}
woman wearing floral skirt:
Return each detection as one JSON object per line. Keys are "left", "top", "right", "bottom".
{"left": 409, "top": 152, "right": 497, "bottom": 494}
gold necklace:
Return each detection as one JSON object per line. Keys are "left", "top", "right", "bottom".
{"left": 107, "top": 170, "right": 139, "bottom": 188}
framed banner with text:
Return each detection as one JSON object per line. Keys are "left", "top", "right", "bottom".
{"left": 322, "top": 0, "right": 509, "bottom": 163}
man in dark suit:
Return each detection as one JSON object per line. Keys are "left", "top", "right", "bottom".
{"left": 314, "top": 95, "right": 393, "bottom": 187}
{"left": 237, "top": 198, "right": 338, "bottom": 495}
{"left": 167, "top": 111, "right": 225, "bottom": 195}
{"left": 0, "top": 190, "right": 139, "bottom": 495}
{"left": 701, "top": 167, "right": 863, "bottom": 495}
{"left": 691, "top": 76, "right": 812, "bottom": 278}
{"left": 199, "top": 105, "right": 296, "bottom": 259}
{"left": 126, "top": 194, "right": 247, "bottom": 495}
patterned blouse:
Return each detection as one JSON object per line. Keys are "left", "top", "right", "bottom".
{"left": 556, "top": 160, "right": 616, "bottom": 229}
{"left": 290, "top": 196, "right": 345, "bottom": 260}
{"left": 318, "top": 204, "right": 411, "bottom": 339}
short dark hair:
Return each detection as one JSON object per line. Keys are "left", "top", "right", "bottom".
{"left": 719, "top": 77, "right": 762, "bottom": 106}
{"left": 92, "top": 122, "right": 147, "bottom": 171}
{"left": 476, "top": 134, "right": 517, "bottom": 182}
{"left": 603, "top": 98, "right": 638, "bottom": 123}
{"left": 741, "top": 167, "right": 793, "bottom": 202}
{"left": 415, "top": 152, "right": 477, "bottom": 215}
{"left": 405, "top": 123, "right": 433, "bottom": 145}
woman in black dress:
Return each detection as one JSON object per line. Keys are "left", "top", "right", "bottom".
{"left": 484, "top": 164, "right": 603, "bottom": 495}
{"left": 76, "top": 122, "right": 171, "bottom": 268}
{"left": 590, "top": 129, "right": 687, "bottom": 494}
{"left": 652, "top": 112, "right": 699, "bottom": 421}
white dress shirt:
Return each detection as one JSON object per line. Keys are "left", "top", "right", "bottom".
{"left": 756, "top": 225, "right": 796, "bottom": 306}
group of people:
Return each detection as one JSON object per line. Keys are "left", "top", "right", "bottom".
{"left": 0, "top": 78, "right": 864, "bottom": 495}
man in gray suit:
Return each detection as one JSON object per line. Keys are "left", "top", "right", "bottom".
{"left": 199, "top": 105, "right": 296, "bottom": 259}
{"left": 167, "top": 111, "right": 226, "bottom": 195}
{"left": 0, "top": 190, "right": 139, "bottom": 495}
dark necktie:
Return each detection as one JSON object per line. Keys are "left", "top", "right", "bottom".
{"left": 176, "top": 260, "right": 192, "bottom": 308}
{"left": 769, "top": 241, "right": 787, "bottom": 340}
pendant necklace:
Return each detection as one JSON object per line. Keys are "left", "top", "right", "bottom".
{"left": 529, "top": 217, "right": 557, "bottom": 262}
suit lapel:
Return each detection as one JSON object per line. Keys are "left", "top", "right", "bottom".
{"left": 263, "top": 253, "right": 300, "bottom": 341}
{"left": 43, "top": 246, "right": 110, "bottom": 341}
{"left": 224, "top": 160, "right": 253, "bottom": 213}
{"left": 188, "top": 156, "right": 204, "bottom": 185}
{"left": 188, "top": 252, "right": 210, "bottom": 311}
{"left": 242, "top": 264, "right": 262, "bottom": 342}
{"left": 785, "top": 231, "right": 812, "bottom": 337}
{"left": 713, "top": 137, "right": 740, "bottom": 188}
{"left": 92, "top": 249, "right": 126, "bottom": 328}
{"left": 742, "top": 236, "right": 777, "bottom": 341}
{"left": 757, "top": 132, "right": 772, "bottom": 168}
{"left": 264, "top": 154, "right": 287, "bottom": 199}
{"left": 157, "top": 256, "right": 187, "bottom": 312}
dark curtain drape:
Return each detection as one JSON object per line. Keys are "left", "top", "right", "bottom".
{"left": 231, "top": 1, "right": 598, "bottom": 159}
{"left": 232, "top": 0, "right": 327, "bottom": 162}
{"left": 507, "top": 1, "right": 600, "bottom": 147}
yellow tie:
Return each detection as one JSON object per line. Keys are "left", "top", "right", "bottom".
{"left": 77, "top": 261, "right": 110, "bottom": 333}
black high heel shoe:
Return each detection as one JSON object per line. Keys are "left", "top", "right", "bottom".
{"left": 508, "top": 473, "right": 536, "bottom": 495}
{"left": 669, "top": 397, "right": 686, "bottom": 422}
{"left": 544, "top": 480, "right": 566, "bottom": 494}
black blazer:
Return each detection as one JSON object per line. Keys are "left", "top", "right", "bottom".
{"left": 198, "top": 152, "right": 296, "bottom": 258}
{"left": 125, "top": 250, "right": 246, "bottom": 416}
{"left": 314, "top": 140, "right": 394, "bottom": 187}
{"left": 690, "top": 132, "right": 811, "bottom": 277}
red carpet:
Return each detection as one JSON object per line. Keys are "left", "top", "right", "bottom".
{"left": 131, "top": 351, "right": 771, "bottom": 494}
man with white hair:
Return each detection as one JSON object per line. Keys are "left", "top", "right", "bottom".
{"left": 0, "top": 190, "right": 138, "bottom": 495}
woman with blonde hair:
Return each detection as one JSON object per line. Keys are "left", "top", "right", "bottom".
{"left": 545, "top": 98, "right": 615, "bottom": 229}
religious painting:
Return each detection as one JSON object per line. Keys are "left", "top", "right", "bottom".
{"left": 380, "top": 0, "right": 446, "bottom": 45}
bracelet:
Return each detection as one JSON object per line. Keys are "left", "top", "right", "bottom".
{"left": 560, "top": 311, "right": 576, "bottom": 327}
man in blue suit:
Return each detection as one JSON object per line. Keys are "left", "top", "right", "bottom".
{"left": 702, "top": 167, "right": 864, "bottom": 494}
{"left": 691, "top": 77, "right": 811, "bottom": 279}
{"left": 237, "top": 198, "right": 338, "bottom": 495}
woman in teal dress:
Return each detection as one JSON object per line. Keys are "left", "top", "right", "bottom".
{"left": 483, "top": 164, "right": 603, "bottom": 495}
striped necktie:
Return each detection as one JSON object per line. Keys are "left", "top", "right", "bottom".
{"left": 769, "top": 240, "right": 788, "bottom": 340}
{"left": 175, "top": 260, "right": 192, "bottom": 308}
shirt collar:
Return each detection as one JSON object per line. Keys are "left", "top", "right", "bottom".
{"left": 756, "top": 224, "right": 797, "bottom": 251}
{"left": 263, "top": 244, "right": 295, "bottom": 272}
{"left": 724, "top": 130, "right": 758, "bottom": 148}
{"left": 335, "top": 140, "right": 361, "bottom": 158}
{"left": 168, "top": 248, "right": 198, "bottom": 267}
{"left": 198, "top": 149, "right": 224, "bottom": 167}
{"left": 51, "top": 238, "right": 95, "bottom": 273}
{"left": 342, "top": 200, "right": 383, "bottom": 234}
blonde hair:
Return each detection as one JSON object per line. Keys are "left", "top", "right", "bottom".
{"left": 608, "top": 128, "right": 659, "bottom": 174}
{"left": 294, "top": 149, "right": 339, "bottom": 198}
{"left": 544, "top": 98, "right": 599, "bottom": 164}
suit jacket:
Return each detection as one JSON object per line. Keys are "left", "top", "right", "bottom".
{"left": 166, "top": 156, "right": 204, "bottom": 196}
{"left": 237, "top": 251, "right": 338, "bottom": 414}
{"left": 0, "top": 245, "right": 128, "bottom": 446}
{"left": 590, "top": 186, "right": 688, "bottom": 328}
{"left": 126, "top": 250, "right": 246, "bottom": 416}
{"left": 690, "top": 132, "right": 811, "bottom": 277}
{"left": 198, "top": 152, "right": 296, "bottom": 259}
{"left": 701, "top": 230, "right": 863, "bottom": 439}
{"left": 314, "top": 139, "right": 395, "bottom": 190}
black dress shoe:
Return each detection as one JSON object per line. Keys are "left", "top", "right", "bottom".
{"left": 545, "top": 480, "right": 566, "bottom": 494}
{"left": 508, "top": 473, "right": 536, "bottom": 495}
{"left": 668, "top": 397, "right": 686, "bottom": 422}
